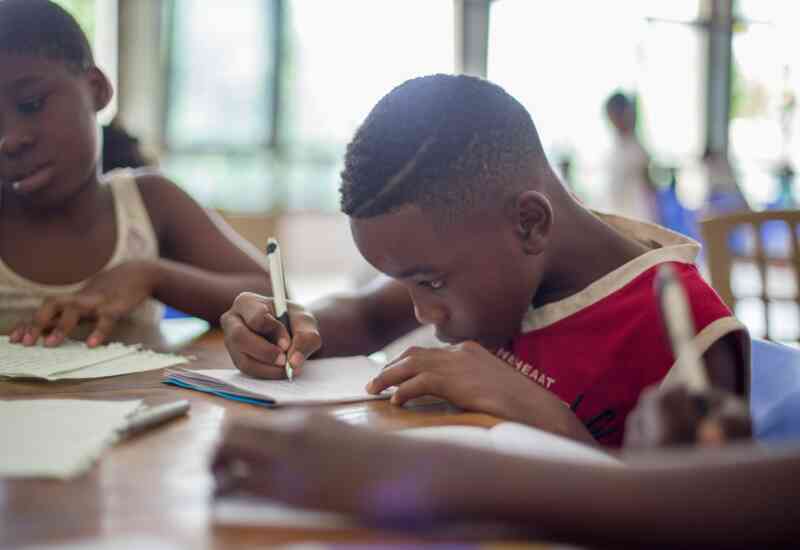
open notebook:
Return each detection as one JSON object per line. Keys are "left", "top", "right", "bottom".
{"left": 214, "top": 421, "right": 620, "bottom": 529}
{"left": 164, "top": 355, "right": 390, "bottom": 406}
{"left": 0, "top": 336, "right": 188, "bottom": 380}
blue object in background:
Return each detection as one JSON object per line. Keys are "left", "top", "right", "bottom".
{"left": 655, "top": 184, "right": 701, "bottom": 242}
{"left": 162, "top": 305, "right": 190, "bottom": 319}
{"left": 751, "top": 339, "right": 800, "bottom": 442}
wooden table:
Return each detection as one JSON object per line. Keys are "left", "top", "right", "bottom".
{"left": 0, "top": 321, "right": 519, "bottom": 549}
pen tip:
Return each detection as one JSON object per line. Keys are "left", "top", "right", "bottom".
{"left": 266, "top": 241, "right": 277, "bottom": 254}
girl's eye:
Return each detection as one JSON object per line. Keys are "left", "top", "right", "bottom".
{"left": 19, "top": 97, "right": 45, "bottom": 114}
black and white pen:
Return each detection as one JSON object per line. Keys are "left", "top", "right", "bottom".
{"left": 266, "top": 237, "right": 293, "bottom": 381}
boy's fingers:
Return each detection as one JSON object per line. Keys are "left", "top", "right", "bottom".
{"left": 385, "top": 345, "right": 431, "bottom": 368}
{"left": 389, "top": 373, "right": 440, "bottom": 406}
{"left": 286, "top": 313, "right": 321, "bottom": 370}
{"left": 235, "top": 353, "right": 288, "bottom": 380}
{"left": 222, "top": 313, "right": 286, "bottom": 367}
{"left": 231, "top": 293, "right": 278, "bottom": 334}
{"left": 366, "top": 358, "right": 419, "bottom": 394}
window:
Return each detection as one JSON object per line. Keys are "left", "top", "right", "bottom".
{"left": 729, "top": 1, "right": 800, "bottom": 206}
{"left": 162, "top": 0, "right": 455, "bottom": 212}
{"left": 53, "top": 0, "right": 118, "bottom": 124}
{"left": 488, "top": 0, "right": 703, "bottom": 205}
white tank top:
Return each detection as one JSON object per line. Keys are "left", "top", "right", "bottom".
{"left": 0, "top": 169, "right": 164, "bottom": 333}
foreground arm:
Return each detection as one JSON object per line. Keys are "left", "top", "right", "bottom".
{"left": 214, "top": 412, "right": 800, "bottom": 547}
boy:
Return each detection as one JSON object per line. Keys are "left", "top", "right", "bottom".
{"left": 0, "top": 0, "right": 271, "bottom": 346}
{"left": 221, "top": 74, "right": 749, "bottom": 446}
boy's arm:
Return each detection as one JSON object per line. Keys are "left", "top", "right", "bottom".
{"left": 311, "top": 275, "right": 420, "bottom": 357}
{"left": 213, "top": 412, "right": 800, "bottom": 546}
{"left": 137, "top": 173, "right": 272, "bottom": 323}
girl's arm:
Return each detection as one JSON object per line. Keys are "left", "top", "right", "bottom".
{"left": 138, "top": 173, "right": 271, "bottom": 323}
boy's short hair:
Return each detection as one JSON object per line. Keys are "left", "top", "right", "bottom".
{"left": 340, "top": 74, "right": 546, "bottom": 220}
{"left": 0, "top": 0, "right": 94, "bottom": 72}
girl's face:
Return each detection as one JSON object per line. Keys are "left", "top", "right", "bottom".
{"left": 0, "top": 53, "right": 110, "bottom": 209}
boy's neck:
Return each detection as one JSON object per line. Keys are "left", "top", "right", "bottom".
{"left": 534, "top": 196, "right": 649, "bottom": 308}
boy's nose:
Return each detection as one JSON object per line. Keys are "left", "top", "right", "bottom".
{"left": 412, "top": 300, "right": 447, "bottom": 327}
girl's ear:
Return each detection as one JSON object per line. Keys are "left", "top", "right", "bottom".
{"left": 86, "top": 66, "right": 113, "bottom": 113}
{"left": 513, "top": 190, "right": 553, "bottom": 255}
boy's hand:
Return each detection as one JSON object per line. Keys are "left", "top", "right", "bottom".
{"left": 220, "top": 292, "right": 321, "bottom": 379}
{"left": 8, "top": 260, "right": 160, "bottom": 347}
{"left": 624, "top": 385, "right": 752, "bottom": 449}
{"left": 366, "top": 342, "right": 594, "bottom": 443}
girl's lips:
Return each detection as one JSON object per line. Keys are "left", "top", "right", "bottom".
{"left": 11, "top": 165, "right": 54, "bottom": 194}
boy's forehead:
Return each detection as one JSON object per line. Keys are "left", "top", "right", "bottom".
{"left": 350, "top": 206, "right": 448, "bottom": 273}
{"left": 350, "top": 204, "right": 500, "bottom": 278}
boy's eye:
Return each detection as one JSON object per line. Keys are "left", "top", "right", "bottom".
{"left": 18, "top": 96, "right": 46, "bottom": 114}
{"left": 420, "top": 279, "right": 445, "bottom": 290}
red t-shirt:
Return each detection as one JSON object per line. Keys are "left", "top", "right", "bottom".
{"left": 496, "top": 214, "right": 748, "bottom": 447}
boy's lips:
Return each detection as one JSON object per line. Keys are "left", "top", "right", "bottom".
{"left": 9, "top": 164, "right": 54, "bottom": 194}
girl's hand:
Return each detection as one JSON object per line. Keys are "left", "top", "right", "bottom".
{"left": 9, "top": 260, "right": 160, "bottom": 347}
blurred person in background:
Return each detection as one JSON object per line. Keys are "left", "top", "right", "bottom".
{"left": 605, "top": 91, "right": 658, "bottom": 223}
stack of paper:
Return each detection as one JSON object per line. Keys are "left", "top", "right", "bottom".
{"left": 0, "top": 336, "right": 188, "bottom": 380}
{"left": 165, "top": 356, "right": 389, "bottom": 406}
{"left": 0, "top": 399, "right": 142, "bottom": 478}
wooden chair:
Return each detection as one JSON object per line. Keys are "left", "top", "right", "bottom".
{"left": 700, "top": 209, "right": 800, "bottom": 342}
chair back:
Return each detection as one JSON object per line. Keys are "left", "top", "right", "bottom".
{"left": 700, "top": 209, "right": 800, "bottom": 342}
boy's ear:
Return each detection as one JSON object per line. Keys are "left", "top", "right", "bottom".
{"left": 86, "top": 67, "right": 113, "bottom": 113}
{"left": 512, "top": 190, "right": 553, "bottom": 255}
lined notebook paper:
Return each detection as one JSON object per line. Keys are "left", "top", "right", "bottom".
{"left": 165, "top": 356, "right": 389, "bottom": 406}
{"left": 0, "top": 336, "right": 188, "bottom": 380}
{"left": 0, "top": 399, "right": 142, "bottom": 478}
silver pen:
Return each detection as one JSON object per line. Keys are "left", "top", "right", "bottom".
{"left": 266, "top": 237, "right": 293, "bottom": 381}
{"left": 123, "top": 400, "right": 190, "bottom": 437}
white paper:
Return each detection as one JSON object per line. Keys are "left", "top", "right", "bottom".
{"left": 399, "top": 422, "right": 621, "bottom": 466}
{"left": 0, "top": 336, "right": 187, "bottom": 380}
{"left": 166, "top": 355, "right": 390, "bottom": 405}
{"left": 213, "top": 496, "right": 355, "bottom": 530}
{"left": 0, "top": 399, "right": 142, "bottom": 479}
